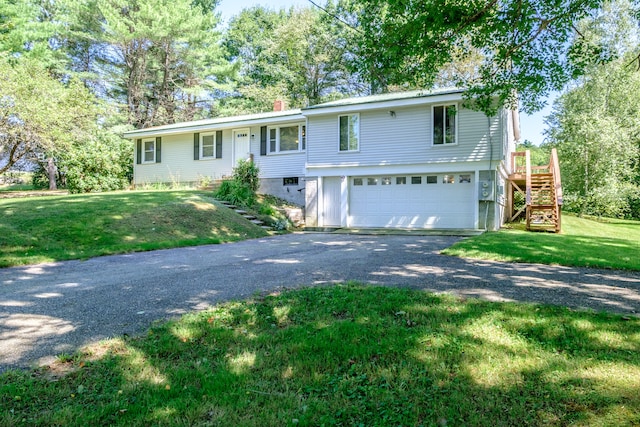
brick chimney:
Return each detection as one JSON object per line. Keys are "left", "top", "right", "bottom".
{"left": 273, "top": 100, "right": 286, "bottom": 112}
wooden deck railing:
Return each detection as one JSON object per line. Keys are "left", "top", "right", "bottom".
{"left": 550, "top": 148, "right": 563, "bottom": 206}
{"left": 525, "top": 150, "right": 532, "bottom": 206}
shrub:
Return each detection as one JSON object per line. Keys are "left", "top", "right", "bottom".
{"left": 233, "top": 159, "right": 260, "bottom": 193}
{"left": 214, "top": 160, "right": 260, "bottom": 208}
{"left": 562, "top": 183, "right": 640, "bottom": 220}
{"left": 215, "top": 179, "right": 256, "bottom": 207}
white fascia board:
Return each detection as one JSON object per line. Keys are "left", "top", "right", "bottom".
{"left": 124, "top": 112, "right": 305, "bottom": 139}
{"left": 302, "top": 93, "right": 464, "bottom": 116}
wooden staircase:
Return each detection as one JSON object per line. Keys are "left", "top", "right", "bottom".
{"left": 507, "top": 148, "right": 563, "bottom": 233}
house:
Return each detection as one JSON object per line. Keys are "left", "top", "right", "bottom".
{"left": 125, "top": 104, "right": 308, "bottom": 206}
{"left": 124, "top": 89, "right": 521, "bottom": 231}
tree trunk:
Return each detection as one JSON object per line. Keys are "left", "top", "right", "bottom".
{"left": 46, "top": 157, "right": 58, "bottom": 190}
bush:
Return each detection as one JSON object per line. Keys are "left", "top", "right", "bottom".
{"left": 63, "top": 133, "right": 132, "bottom": 193}
{"left": 233, "top": 159, "right": 260, "bottom": 193}
{"left": 215, "top": 180, "right": 256, "bottom": 207}
{"left": 214, "top": 160, "right": 260, "bottom": 208}
{"left": 562, "top": 183, "right": 640, "bottom": 220}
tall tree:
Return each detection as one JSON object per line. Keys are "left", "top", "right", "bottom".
{"left": 222, "top": 4, "right": 362, "bottom": 113}
{"left": 0, "top": 57, "right": 99, "bottom": 188}
{"left": 546, "top": 56, "right": 640, "bottom": 218}
{"left": 336, "top": 0, "right": 608, "bottom": 114}
{"left": 95, "top": 0, "right": 231, "bottom": 128}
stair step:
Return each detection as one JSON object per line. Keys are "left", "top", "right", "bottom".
{"left": 261, "top": 226, "right": 272, "bottom": 230}
{"left": 250, "top": 219, "right": 263, "bottom": 225}
{"left": 243, "top": 215, "right": 257, "bottom": 220}
{"left": 529, "top": 205, "right": 556, "bottom": 209}
{"left": 235, "top": 209, "right": 247, "bottom": 214}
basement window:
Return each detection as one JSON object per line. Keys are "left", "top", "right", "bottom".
{"left": 283, "top": 177, "right": 299, "bottom": 186}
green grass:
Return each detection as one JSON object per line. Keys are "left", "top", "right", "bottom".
{"left": 0, "top": 190, "right": 269, "bottom": 267}
{"left": 1, "top": 284, "right": 639, "bottom": 426}
{"left": 443, "top": 214, "right": 640, "bottom": 270}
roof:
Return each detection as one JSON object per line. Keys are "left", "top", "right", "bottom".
{"left": 303, "top": 88, "right": 465, "bottom": 110}
{"left": 123, "top": 88, "right": 467, "bottom": 138}
{"left": 124, "top": 109, "right": 304, "bottom": 139}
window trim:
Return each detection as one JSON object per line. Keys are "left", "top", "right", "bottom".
{"left": 266, "top": 123, "right": 306, "bottom": 154}
{"left": 338, "top": 113, "right": 360, "bottom": 152}
{"left": 142, "top": 138, "right": 156, "bottom": 164}
{"left": 432, "top": 104, "right": 458, "bottom": 146}
{"left": 200, "top": 132, "right": 216, "bottom": 159}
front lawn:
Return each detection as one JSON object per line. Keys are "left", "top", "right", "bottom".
{"left": 0, "top": 190, "right": 269, "bottom": 268}
{"left": 443, "top": 214, "right": 640, "bottom": 271}
{"left": 1, "top": 285, "right": 638, "bottom": 426}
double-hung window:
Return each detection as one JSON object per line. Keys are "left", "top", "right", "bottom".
{"left": 432, "top": 104, "right": 457, "bottom": 145}
{"left": 143, "top": 139, "right": 156, "bottom": 163}
{"left": 268, "top": 124, "right": 305, "bottom": 154}
{"left": 339, "top": 114, "right": 359, "bottom": 151}
{"left": 201, "top": 133, "right": 215, "bottom": 158}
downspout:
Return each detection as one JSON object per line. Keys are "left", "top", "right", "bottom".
{"left": 484, "top": 115, "right": 494, "bottom": 231}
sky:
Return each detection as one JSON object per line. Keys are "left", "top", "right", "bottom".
{"left": 217, "top": 0, "right": 555, "bottom": 145}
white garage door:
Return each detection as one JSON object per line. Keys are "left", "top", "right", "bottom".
{"left": 349, "top": 173, "right": 476, "bottom": 228}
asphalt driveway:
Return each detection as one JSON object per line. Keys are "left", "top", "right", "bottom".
{"left": 1, "top": 233, "right": 639, "bottom": 372}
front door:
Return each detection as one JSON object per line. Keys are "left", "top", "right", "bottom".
{"left": 323, "top": 177, "right": 342, "bottom": 227}
{"left": 233, "top": 128, "right": 250, "bottom": 164}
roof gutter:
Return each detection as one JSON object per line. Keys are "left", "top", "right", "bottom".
{"left": 123, "top": 111, "right": 304, "bottom": 139}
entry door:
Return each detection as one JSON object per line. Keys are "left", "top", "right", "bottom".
{"left": 233, "top": 128, "right": 250, "bottom": 164}
{"left": 323, "top": 177, "right": 342, "bottom": 226}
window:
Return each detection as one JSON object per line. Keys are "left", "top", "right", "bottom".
{"left": 268, "top": 125, "right": 305, "bottom": 153}
{"left": 339, "top": 114, "right": 359, "bottom": 151}
{"left": 367, "top": 177, "right": 378, "bottom": 185}
{"left": 143, "top": 139, "right": 155, "bottom": 163}
{"left": 353, "top": 178, "right": 363, "bottom": 186}
{"left": 381, "top": 177, "right": 391, "bottom": 185}
{"left": 201, "top": 133, "right": 215, "bottom": 158}
{"left": 433, "top": 104, "right": 457, "bottom": 145}
{"left": 443, "top": 175, "right": 455, "bottom": 184}
{"left": 396, "top": 177, "right": 407, "bottom": 185}
{"left": 283, "top": 177, "right": 299, "bottom": 186}
{"left": 459, "top": 174, "right": 471, "bottom": 183}
{"left": 411, "top": 176, "right": 422, "bottom": 184}
{"left": 426, "top": 175, "right": 437, "bottom": 184}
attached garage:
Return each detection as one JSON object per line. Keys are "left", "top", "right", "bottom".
{"left": 348, "top": 173, "right": 476, "bottom": 228}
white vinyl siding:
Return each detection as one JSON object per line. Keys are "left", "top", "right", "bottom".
{"left": 307, "top": 105, "right": 501, "bottom": 167}
{"left": 251, "top": 123, "right": 306, "bottom": 178}
{"left": 134, "top": 132, "right": 233, "bottom": 185}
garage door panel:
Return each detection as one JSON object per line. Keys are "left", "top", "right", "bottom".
{"left": 349, "top": 174, "right": 475, "bottom": 228}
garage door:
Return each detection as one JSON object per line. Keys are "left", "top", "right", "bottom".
{"left": 349, "top": 173, "right": 475, "bottom": 228}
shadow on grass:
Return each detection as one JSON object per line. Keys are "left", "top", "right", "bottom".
{"left": 2, "top": 285, "right": 639, "bottom": 426}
